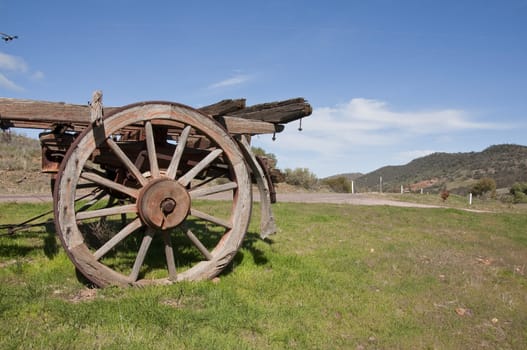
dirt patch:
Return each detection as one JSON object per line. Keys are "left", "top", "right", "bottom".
{"left": 275, "top": 192, "right": 440, "bottom": 208}
{"left": 70, "top": 288, "right": 98, "bottom": 303}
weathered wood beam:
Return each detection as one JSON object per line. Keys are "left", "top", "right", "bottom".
{"left": 0, "top": 97, "right": 117, "bottom": 125}
{"left": 227, "top": 97, "right": 312, "bottom": 124}
{"left": 0, "top": 96, "right": 311, "bottom": 135}
{"left": 198, "top": 99, "right": 246, "bottom": 117}
{"left": 217, "top": 116, "right": 284, "bottom": 135}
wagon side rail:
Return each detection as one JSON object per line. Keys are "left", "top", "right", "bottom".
{"left": 0, "top": 96, "right": 311, "bottom": 136}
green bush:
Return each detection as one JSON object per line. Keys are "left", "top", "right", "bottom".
{"left": 323, "top": 176, "right": 352, "bottom": 193}
{"left": 510, "top": 182, "right": 527, "bottom": 203}
{"left": 471, "top": 177, "right": 496, "bottom": 198}
{"left": 284, "top": 167, "right": 319, "bottom": 190}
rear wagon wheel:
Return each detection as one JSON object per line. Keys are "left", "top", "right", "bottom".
{"left": 54, "top": 102, "right": 252, "bottom": 287}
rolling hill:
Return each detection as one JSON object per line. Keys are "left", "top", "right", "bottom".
{"left": 351, "top": 144, "right": 527, "bottom": 194}
{"left": 2, "top": 132, "right": 527, "bottom": 196}
{"left": 0, "top": 131, "right": 51, "bottom": 194}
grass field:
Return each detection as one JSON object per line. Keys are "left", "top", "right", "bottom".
{"left": 1, "top": 201, "right": 526, "bottom": 349}
{"left": 371, "top": 191, "right": 527, "bottom": 213}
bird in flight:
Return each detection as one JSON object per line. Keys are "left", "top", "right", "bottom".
{"left": 1, "top": 32, "right": 18, "bottom": 42}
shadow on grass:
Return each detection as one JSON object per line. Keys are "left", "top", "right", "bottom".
{"left": 1, "top": 215, "right": 273, "bottom": 286}
{"left": 43, "top": 222, "right": 59, "bottom": 258}
{"left": 0, "top": 219, "right": 59, "bottom": 259}
{"left": 0, "top": 241, "right": 38, "bottom": 258}
{"left": 222, "top": 231, "right": 273, "bottom": 277}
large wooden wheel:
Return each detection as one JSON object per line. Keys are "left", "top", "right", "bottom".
{"left": 53, "top": 102, "right": 252, "bottom": 287}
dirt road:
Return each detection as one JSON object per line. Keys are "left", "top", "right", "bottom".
{"left": 274, "top": 192, "right": 440, "bottom": 208}
{"left": 0, "top": 192, "right": 441, "bottom": 208}
{"left": 0, "top": 192, "right": 446, "bottom": 208}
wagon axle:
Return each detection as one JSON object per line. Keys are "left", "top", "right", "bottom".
{"left": 137, "top": 178, "right": 190, "bottom": 231}
{"left": 160, "top": 198, "right": 176, "bottom": 215}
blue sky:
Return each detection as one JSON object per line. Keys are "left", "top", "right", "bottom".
{"left": 1, "top": 0, "right": 526, "bottom": 177}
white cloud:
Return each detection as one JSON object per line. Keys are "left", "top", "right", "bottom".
{"left": 0, "top": 51, "right": 43, "bottom": 91}
{"left": 253, "top": 98, "right": 513, "bottom": 177}
{"left": 208, "top": 74, "right": 250, "bottom": 89}
{"left": 310, "top": 98, "right": 504, "bottom": 136}
{"left": 259, "top": 98, "right": 499, "bottom": 153}
{"left": 0, "top": 52, "right": 28, "bottom": 72}
{"left": 31, "top": 71, "right": 45, "bottom": 80}
{"left": 0, "top": 73, "right": 24, "bottom": 91}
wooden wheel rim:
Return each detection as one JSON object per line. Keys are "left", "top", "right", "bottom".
{"left": 54, "top": 102, "right": 252, "bottom": 287}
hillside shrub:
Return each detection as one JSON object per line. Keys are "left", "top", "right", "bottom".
{"left": 0, "top": 132, "right": 41, "bottom": 171}
{"left": 323, "top": 176, "right": 352, "bottom": 193}
{"left": 284, "top": 167, "right": 319, "bottom": 190}
{"left": 251, "top": 147, "right": 277, "bottom": 167}
{"left": 510, "top": 182, "right": 527, "bottom": 203}
{"left": 471, "top": 177, "right": 496, "bottom": 198}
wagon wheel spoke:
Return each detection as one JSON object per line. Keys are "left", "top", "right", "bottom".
{"left": 189, "top": 181, "right": 237, "bottom": 199}
{"left": 162, "top": 231, "right": 177, "bottom": 280}
{"left": 76, "top": 182, "right": 102, "bottom": 190}
{"left": 81, "top": 171, "right": 139, "bottom": 199}
{"left": 75, "top": 204, "right": 137, "bottom": 220}
{"left": 106, "top": 138, "right": 148, "bottom": 186}
{"left": 190, "top": 208, "right": 232, "bottom": 229}
{"left": 75, "top": 190, "right": 108, "bottom": 213}
{"left": 186, "top": 229, "right": 213, "bottom": 261}
{"left": 83, "top": 160, "right": 110, "bottom": 178}
{"left": 144, "top": 121, "right": 160, "bottom": 178}
{"left": 166, "top": 125, "right": 191, "bottom": 179}
{"left": 93, "top": 217, "right": 143, "bottom": 260}
{"left": 178, "top": 149, "right": 223, "bottom": 187}
{"left": 129, "top": 227, "right": 155, "bottom": 282}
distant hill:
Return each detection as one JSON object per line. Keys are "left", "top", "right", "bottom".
{"left": 353, "top": 144, "right": 527, "bottom": 194}
{"left": 3, "top": 133, "right": 527, "bottom": 196}
{"left": 0, "top": 132, "right": 50, "bottom": 194}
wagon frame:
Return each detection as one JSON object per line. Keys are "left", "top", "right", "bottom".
{"left": 0, "top": 92, "right": 312, "bottom": 287}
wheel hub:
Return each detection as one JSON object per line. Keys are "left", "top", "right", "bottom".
{"left": 138, "top": 179, "right": 190, "bottom": 230}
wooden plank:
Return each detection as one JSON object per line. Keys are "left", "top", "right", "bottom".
{"left": 0, "top": 97, "right": 119, "bottom": 125}
{"left": 227, "top": 97, "right": 312, "bottom": 124}
{"left": 0, "top": 97, "right": 310, "bottom": 135}
{"left": 198, "top": 99, "right": 246, "bottom": 117}
{"left": 217, "top": 116, "right": 284, "bottom": 135}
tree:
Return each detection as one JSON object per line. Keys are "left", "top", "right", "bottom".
{"left": 323, "top": 176, "right": 352, "bottom": 193}
{"left": 510, "top": 182, "right": 527, "bottom": 203}
{"left": 471, "top": 177, "right": 496, "bottom": 198}
{"left": 284, "top": 168, "right": 318, "bottom": 190}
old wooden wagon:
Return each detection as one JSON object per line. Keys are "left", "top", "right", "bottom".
{"left": 0, "top": 93, "right": 311, "bottom": 287}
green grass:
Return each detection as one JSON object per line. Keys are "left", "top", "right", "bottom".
{"left": 1, "top": 201, "right": 526, "bottom": 349}
{"left": 374, "top": 191, "right": 527, "bottom": 213}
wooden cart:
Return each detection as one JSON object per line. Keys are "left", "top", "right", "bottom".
{"left": 0, "top": 93, "right": 311, "bottom": 287}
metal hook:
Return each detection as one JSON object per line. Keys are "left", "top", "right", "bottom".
{"left": 272, "top": 132, "right": 276, "bottom": 141}
{"left": 298, "top": 118, "right": 303, "bottom": 131}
